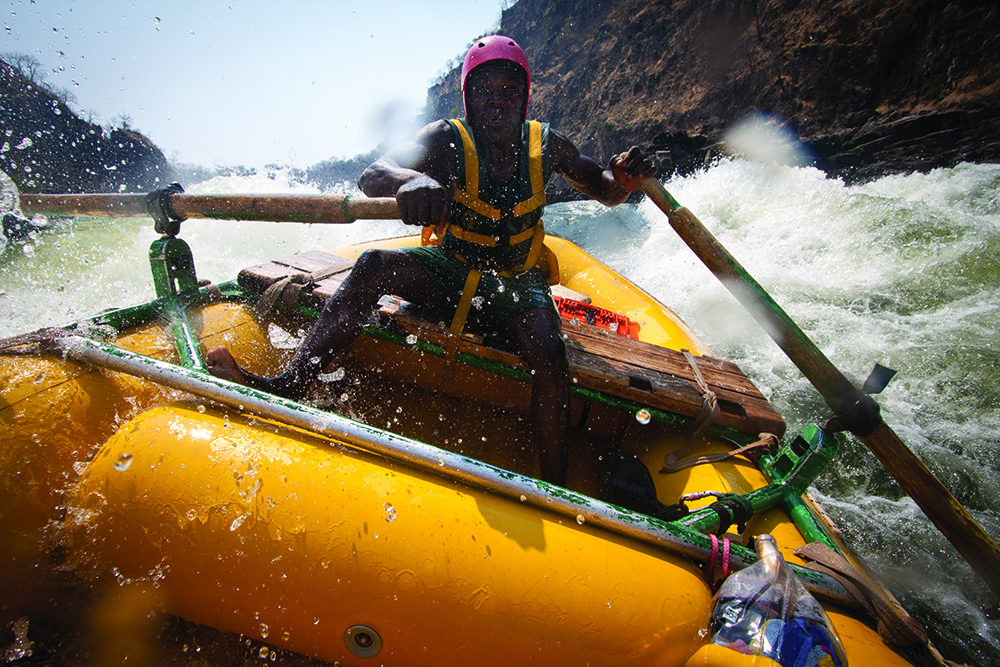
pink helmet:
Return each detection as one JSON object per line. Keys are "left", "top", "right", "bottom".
{"left": 461, "top": 35, "right": 531, "bottom": 120}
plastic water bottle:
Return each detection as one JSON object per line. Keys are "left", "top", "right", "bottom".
{"left": 708, "top": 534, "right": 848, "bottom": 667}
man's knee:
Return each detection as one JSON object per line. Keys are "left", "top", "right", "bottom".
{"left": 353, "top": 248, "right": 390, "bottom": 279}
{"left": 521, "top": 327, "right": 567, "bottom": 374}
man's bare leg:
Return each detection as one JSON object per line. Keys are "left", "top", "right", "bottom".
{"left": 207, "top": 249, "right": 440, "bottom": 398}
{"left": 505, "top": 308, "right": 570, "bottom": 486}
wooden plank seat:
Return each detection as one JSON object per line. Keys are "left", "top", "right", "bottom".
{"left": 238, "top": 251, "right": 786, "bottom": 438}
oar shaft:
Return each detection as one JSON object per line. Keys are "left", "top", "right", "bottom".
{"left": 640, "top": 176, "right": 1000, "bottom": 596}
{"left": 20, "top": 193, "right": 148, "bottom": 218}
{"left": 19, "top": 193, "right": 401, "bottom": 224}
{"left": 659, "top": 203, "right": 859, "bottom": 412}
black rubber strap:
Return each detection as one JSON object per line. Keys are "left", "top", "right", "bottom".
{"left": 825, "top": 393, "right": 883, "bottom": 437}
{"left": 146, "top": 182, "right": 186, "bottom": 236}
{"left": 826, "top": 364, "right": 897, "bottom": 437}
{"left": 707, "top": 496, "right": 752, "bottom": 535}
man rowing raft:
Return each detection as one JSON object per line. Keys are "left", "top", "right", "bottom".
{"left": 207, "top": 35, "right": 654, "bottom": 484}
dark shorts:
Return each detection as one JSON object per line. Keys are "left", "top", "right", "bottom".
{"left": 404, "top": 245, "right": 557, "bottom": 330}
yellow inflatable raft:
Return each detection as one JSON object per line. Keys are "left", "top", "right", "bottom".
{"left": 0, "top": 196, "right": 944, "bottom": 666}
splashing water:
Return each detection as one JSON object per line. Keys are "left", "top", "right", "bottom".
{"left": 1, "top": 161, "right": 998, "bottom": 663}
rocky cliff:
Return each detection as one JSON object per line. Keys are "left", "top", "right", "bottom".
{"left": 424, "top": 0, "right": 1000, "bottom": 189}
{"left": 1, "top": 58, "right": 174, "bottom": 194}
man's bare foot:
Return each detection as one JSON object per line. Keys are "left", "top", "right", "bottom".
{"left": 205, "top": 346, "right": 248, "bottom": 385}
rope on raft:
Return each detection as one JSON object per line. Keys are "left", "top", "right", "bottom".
{"left": 660, "top": 433, "right": 779, "bottom": 474}
{"left": 682, "top": 348, "right": 720, "bottom": 436}
{"left": 254, "top": 260, "right": 356, "bottom": 317}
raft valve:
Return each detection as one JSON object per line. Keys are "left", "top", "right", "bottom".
{"left": 344, "top": 624, "right": 382, "bottom": 658}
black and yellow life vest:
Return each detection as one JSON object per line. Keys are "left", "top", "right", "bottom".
{"left": 429, "top": 118, "right": 555, "bottom": 381}
{"left": 439, "top": 118, "right": 550, "bottom": 274}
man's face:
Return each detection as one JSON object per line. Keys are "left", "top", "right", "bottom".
{"left": 465, "top": 63, "right": 527, "bottom": 138}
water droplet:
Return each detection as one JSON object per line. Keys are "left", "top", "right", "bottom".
{"left": 33, "top": 372, "right": 45, "bottom": 384}
{"left": 405, "top": 334, "right": 418, "bottom": 345}
{"left": 114, "top": 453, "right": 133, "bottom": 471}
{"left": 546, "top": 496, "right": 553, "bottom": 504}
{"left": 309, "top": 356, "right": 321, "bottom": 365}
{"left": 196, "top": 404, "right": 206, "bottom": 413}
{"left": 21, "top": 244, "right": 35, "bottom": 257}
{"left": 635, "top": 408, "right": 651, "bottom": 425}
{"left": 260, "top": 623, "right": 269, "bottom": 638}
{"left": 437, "top": 459, "right": 445, "bottom": 467}
{"left": 384, "top": 502, "right": 396, "bottom": 522}
{"left": 519, "top": 494, "right": 527, "bottom": 502}
{"left": 512, "top": 292, "right": 519, "bottom": 302}
{"left": 267, "top": 323, "right": 301, "bottom": 349}
{"left": 577, "top": 514, "right": 586, "bottom": 525}
{"left": 317, "top": 367, "right": 346, "bottom": 382}
{"left": 471, "top": 296, "right": 484, "bottom": 309}
{"left": 282, "top": 631, "right": 290, "bottom": 642}
{"left": 497, "top": 283, "right": 505, "bottom": 293}
{"left": 259, "top": 646, "right": 269, "bottom": 658}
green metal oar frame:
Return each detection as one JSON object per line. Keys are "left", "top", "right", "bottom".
{"left": 51, "top": 331, "right": 851, "bottom": 605}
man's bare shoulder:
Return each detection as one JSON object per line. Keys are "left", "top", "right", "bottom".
{"left": 384, "top": 120, "right": 456, "bottom": 171}
{"left": 415, "top": 119, "right": 456, "bottom": 142}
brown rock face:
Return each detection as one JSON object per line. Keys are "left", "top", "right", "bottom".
{"left": 1, "top": 59, "right": 174, "bottom": 194}
{"left": 424, "top": 0, "right": 1000, "bottom": 192}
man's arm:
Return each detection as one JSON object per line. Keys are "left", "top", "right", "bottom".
{"left": 358, "top": 120, "right": 458, "bottom": 227}
{"left": 549, "top": 130, "right": 655, "bottom": 206}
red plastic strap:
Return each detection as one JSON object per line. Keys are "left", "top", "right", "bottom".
{"left": 706, "top": 534, "right": 732, "bottom": 584}
{"left": 707, "top": 534, "right": 719, "bottom": 583}
{"left": 721, "top": 536, "right": 731, "bottom": 579}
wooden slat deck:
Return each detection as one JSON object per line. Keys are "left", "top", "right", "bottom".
{"left": 238, "top": 251, "right": 786, "bottom": 437}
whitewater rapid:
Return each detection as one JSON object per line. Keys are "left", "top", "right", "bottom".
{"left": 2, "top": 159, "right": 998, "bottom": 663}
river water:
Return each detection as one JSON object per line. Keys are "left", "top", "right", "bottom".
{"left": 2, "top": 159, "right": 998, "bottom": 664}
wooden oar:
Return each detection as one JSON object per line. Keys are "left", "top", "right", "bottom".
{"left": 639, "top": 176, "right": 1000, "bottom": 596}
{"left": 19, "top": 193, "right": 400, "bottom": 224}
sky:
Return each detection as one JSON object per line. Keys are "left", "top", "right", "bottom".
{"left": 3, "top": 0, "right": 508, "bottom": 168}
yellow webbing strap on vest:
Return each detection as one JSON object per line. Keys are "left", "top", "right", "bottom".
{"left": 517, "top": 222, "right": 546, "bottom": 273}
{"left": 452, "top": 121, "right": 502, "bottom": 220}
{"left": 443, "top": 222, "right": 537, "bottom": 249}
{"left": 442, "top": 267, "right": 483, "bottom": 382}
{"left": 450, "top": 119, "right": 546, "bottom": 221}
{"left": 513, "top": 121, "right": 546, "bottom": 217}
